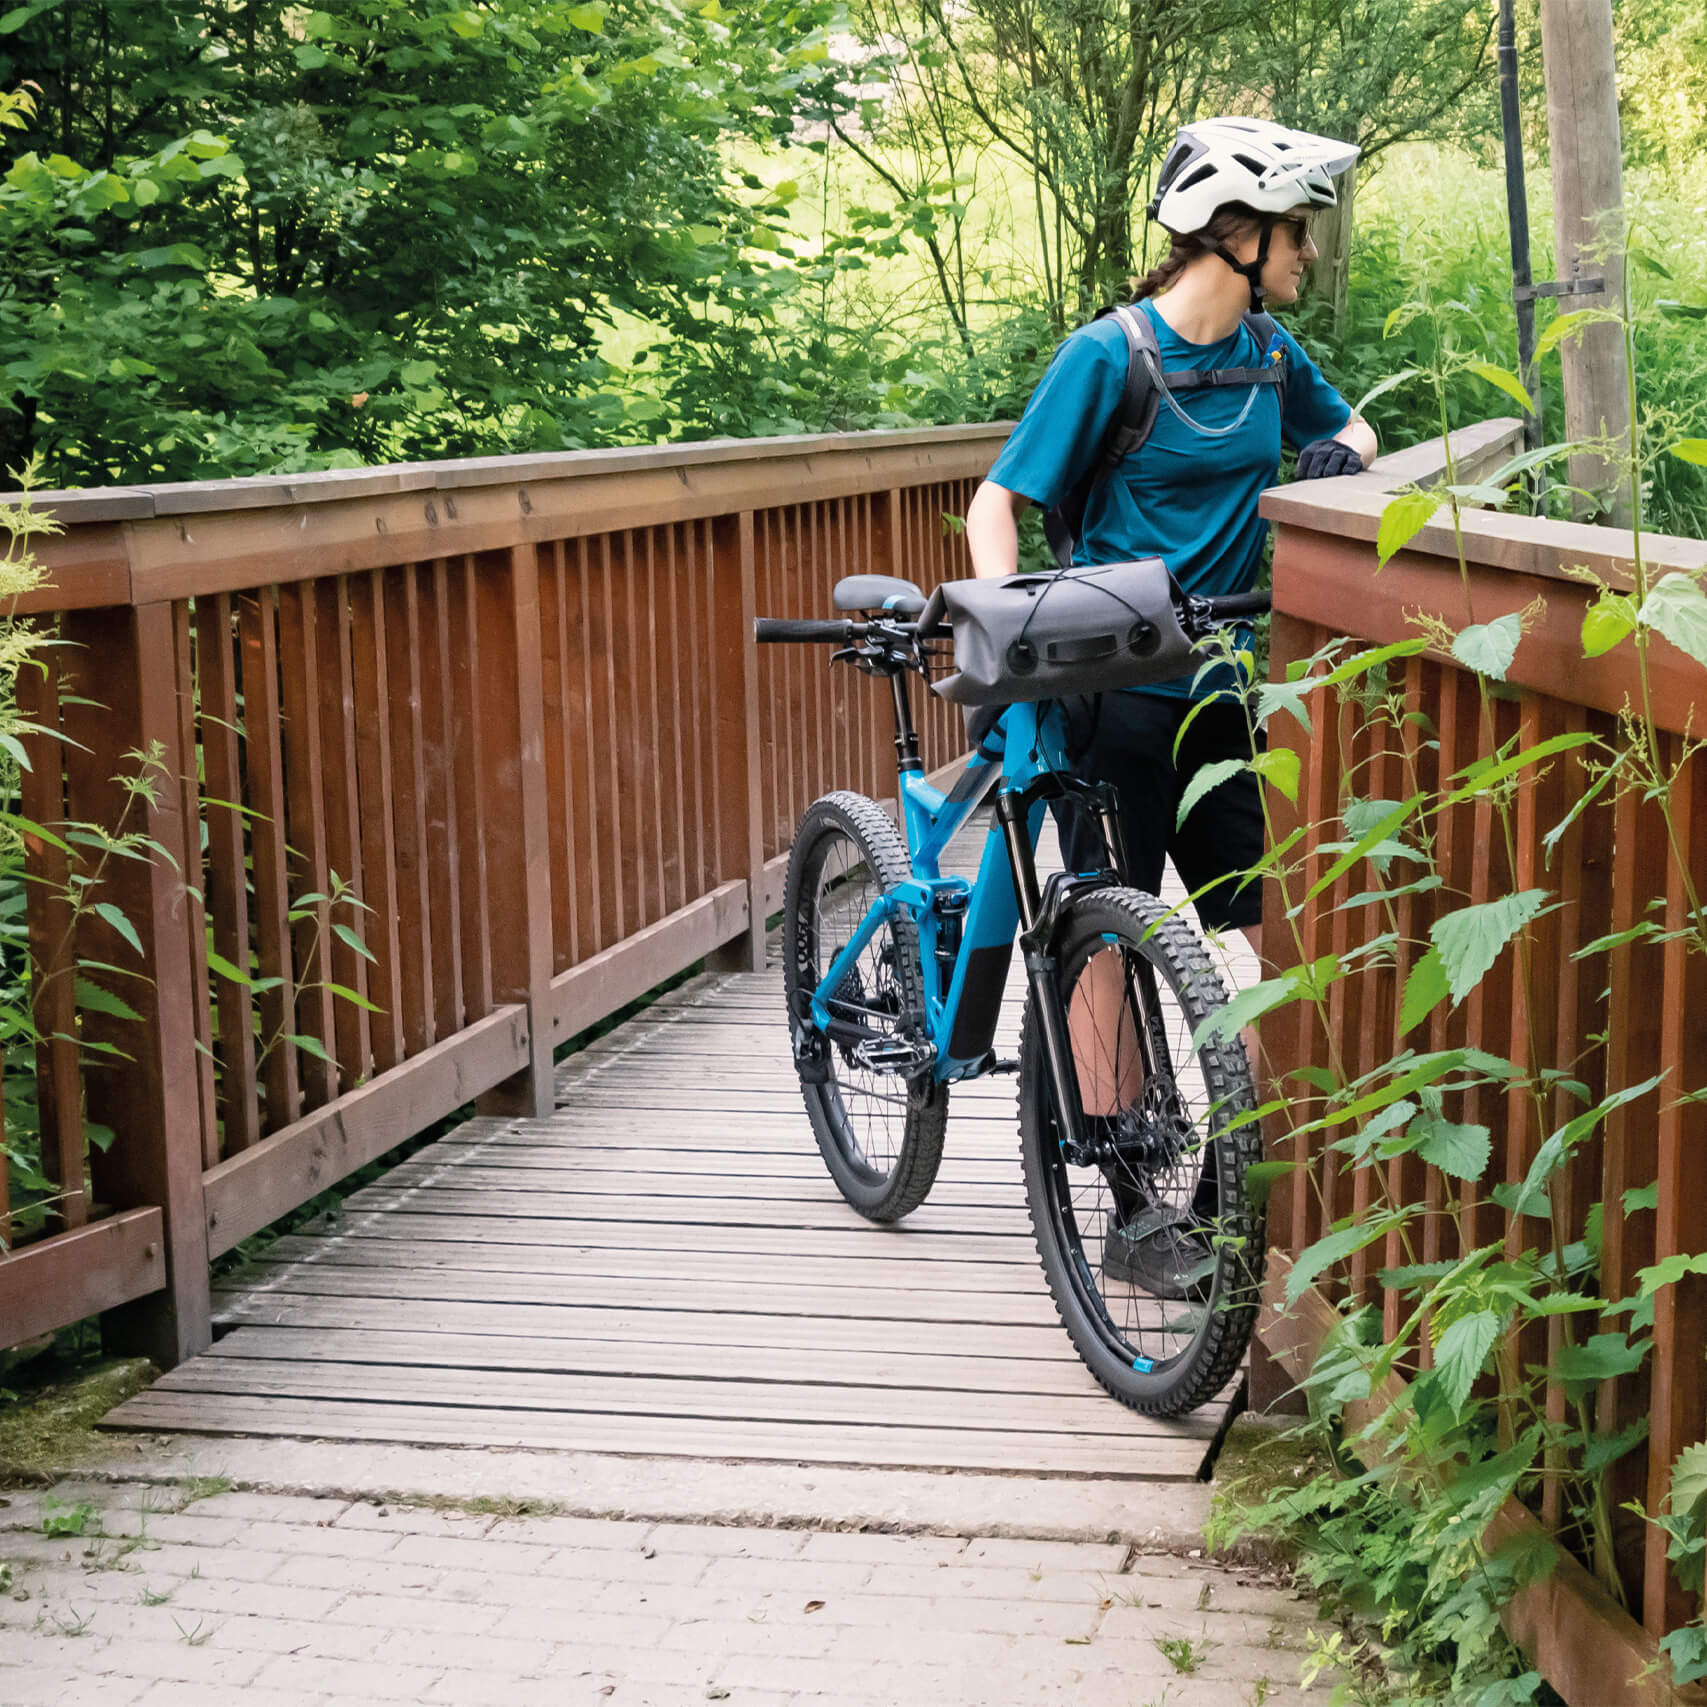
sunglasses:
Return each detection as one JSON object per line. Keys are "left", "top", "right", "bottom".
{"left": 1273, "top": 214, "right": 1314, "bottom": 248}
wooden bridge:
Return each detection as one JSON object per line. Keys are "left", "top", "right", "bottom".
{"left": 6, "top": 421, "right": 1707, "bottom": 1703}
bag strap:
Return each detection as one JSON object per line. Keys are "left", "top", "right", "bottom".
{"left": 1040, "top": 305, "right": 1290, "bottom": 571}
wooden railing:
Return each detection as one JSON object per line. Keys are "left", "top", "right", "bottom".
{"left": 1257, "top": 428, "right": 1707, "bottom": 1706}
{"left": 0, "top": 427, "right": 1001, "bottom": 1366}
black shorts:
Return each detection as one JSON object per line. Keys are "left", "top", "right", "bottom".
{"left": 1054, "top": 691, "right": 1265, "bottom": 933}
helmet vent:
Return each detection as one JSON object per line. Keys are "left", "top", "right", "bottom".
{"left": 1232, "top": 152, "right": 1267, "bottom": 175}
{"left": 1176, "top": 162, "right": 1217, "bottom": 192}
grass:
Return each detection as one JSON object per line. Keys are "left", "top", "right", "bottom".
{"left": 1154, "top": 1631, "right": 1216, "bottom": 1675}
{"left": 0, "top": 1357, "right": 155, "bottom": 1483}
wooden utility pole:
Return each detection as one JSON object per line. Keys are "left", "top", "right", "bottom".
{"left": 1539, "top": 0, "right": 1631, "bottom": 527}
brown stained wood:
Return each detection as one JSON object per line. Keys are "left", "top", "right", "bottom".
{"left": 1327, "top": 695, "right": 1369, "bottom": 1298}
{"left": 681, "top": 522, "right": 711, "bottom": 902}
{"left": 636, "top": 530, "right": 666, "bottom": 924}
{"left": 449, "top": 559, "right": 493, "bottom": 1017}
{"left": 705, "top": 514, "right": 764, "bottom": 972}
{"left": 421, "top": 561, "right": 466, "bottom": 1040}
{"left": 1644, "top": 747, "right": 1707, "bottom": 1636}
{"left": 1599, "top": 764, "right": 1671, "bottom": 1610}
{"left": 61, "top": 603, "right": 211, "bottom": 1366}
{"left": 196, "top": 594, "right": 260, "bottom": 1158}
{"left": 16, "top": 644, "right": 87, "bottom": 1228}
{"left": 652, "top": 528, "right": 685, "bottom": 918}
{"left": 314, "top": 578, "right": 372, "bottom": 1087}
{"left": 173, "top": 603, "right": 219, "bottom": 1168}
{"left": 274, "top": 583, "right": 338, "bottom": 1109}
{"left": 538, "top": 545, "right": 574, "bottom": 975}
{"left": 238, "top": 587, "right": 301, "bottom": 1131}
{"left": 613, "top": 531, "right": 649, "bottom": 931}
{"left": 1301, "top": 655, "right": 1345, "bottom": 1262}
{"left": 472, "top": 547, "right": 553, "bottom": 1117}
{"left": 0, "top": 1209, "right": 165, "bottom": 1349}
{"left": 347, "top": 571, "right": 405, "bottom": 1071}
{"left": 562, "top": 541, "right": 598, "bottom": 968}
{"left": 383, "top": 566, "right": 435, "bottom": 1055}
{"left": 590, "top": 533, "right": 626, "bottom": 947}
{"left": 202, "top": 1005, "right": 529, "bottom": 1257}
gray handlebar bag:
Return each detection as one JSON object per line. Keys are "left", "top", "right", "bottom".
{"left": 921, "top": 558, "right": 1199, "bottom": 706}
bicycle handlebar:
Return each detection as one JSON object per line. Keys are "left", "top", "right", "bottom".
{"left": 754, "top": 617, "right": 860, "bottom": 645}
{"left": 1195, "top": 591, "right": 1271, "bottom": 622}
{"left": 752, "top": 589, "right": 1272, "bottom": 648}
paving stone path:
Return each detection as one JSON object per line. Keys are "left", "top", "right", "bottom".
{"left": 0, "top": 1466, "right": 1323, "bottom": 1706}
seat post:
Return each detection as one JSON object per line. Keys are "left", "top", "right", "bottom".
{"left": 889, "top": 670, "right": 922, "bottom": 774}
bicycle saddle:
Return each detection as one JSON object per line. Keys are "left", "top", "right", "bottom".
{"left": 834, "top": 575, "right": 926, "bottom": 616}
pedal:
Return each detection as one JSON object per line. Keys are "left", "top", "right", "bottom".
{"left": 850, "top": 1035, "right": 937, "bottom": 1075}
{"left": 989, "top": 1057, "right": 1020, "bottom": 1075}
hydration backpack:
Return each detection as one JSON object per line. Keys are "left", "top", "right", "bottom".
{"left": 1041, "top": 303, "right": 1289, "bottom": 570}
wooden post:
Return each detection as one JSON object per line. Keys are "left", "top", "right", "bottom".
{"left": 474, "top": 547, "right": 556, "bottom": 1118}
{"left": 1539, "top": 0, "right": 1631, "bottom": 526}
{"left": 1305, "top": 165, "right": 1354, "bottom": 338}
{"left": 62, "top": 603, "right": 211, "bottom": 1369}
{"left": 706, "top": 511, "right": 766, "bottom": 973}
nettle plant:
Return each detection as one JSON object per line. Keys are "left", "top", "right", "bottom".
{"left": 1200, "top": 272, "right": 1707, "bottom": 1702}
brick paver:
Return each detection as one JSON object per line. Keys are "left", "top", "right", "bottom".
{"left": 0, "top": 1479, "right": 1325, "bottom": 1704}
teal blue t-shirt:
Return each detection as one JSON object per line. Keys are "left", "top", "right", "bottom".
{"left": 986, "top": 301, "right": 1352, "bottom": 697}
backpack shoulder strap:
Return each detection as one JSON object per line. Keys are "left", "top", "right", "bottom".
{"left": 1041, "top": 307, "right": 1162, "bottom": 570}
{"left": 1242, "top": 309, "right": 1289, "bottom": 417}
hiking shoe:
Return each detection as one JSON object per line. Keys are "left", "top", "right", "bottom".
{"left": 1103, "top": 1211, "right": 1214, "bottom": 1302}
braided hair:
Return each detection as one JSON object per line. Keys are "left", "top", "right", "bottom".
{"left": 1127, "top": 203, "right": 1266, "bottom": 302}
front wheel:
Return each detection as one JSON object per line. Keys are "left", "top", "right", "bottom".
{"left": 782, "top": 791, "right": 948, "bottom": 1222}
{"left": 1018, "top": 885, "right": 1262, "bottom": 1415}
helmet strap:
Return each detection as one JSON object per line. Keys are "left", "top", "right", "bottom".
{"left": 1205, "top": 214, "right": 1275, "bottom": 312}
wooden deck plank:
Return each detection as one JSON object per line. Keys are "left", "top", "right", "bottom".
{"left": 104, "top": 1392, "right": 1212, "bottom": 1478}
{"left": 105, "top": 949, "right": 1244, "bottom": 1478}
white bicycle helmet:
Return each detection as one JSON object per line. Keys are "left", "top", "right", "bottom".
{"left": 1147, "top": 117, "right": 1359, "bottom": 308}
{"left": 1150, "top": 117, "right": 1359, "bottom": 234}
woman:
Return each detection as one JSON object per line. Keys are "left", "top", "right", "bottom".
{"left": 964, "top": 117, "right": 1376, "bottom": 1295}
{"left": 966, "top": 115, "right": 1377, "bottom": 969}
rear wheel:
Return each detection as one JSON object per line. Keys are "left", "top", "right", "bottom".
{"left": 782, "top": 791, "right": 948, "bottom": 1221}
{"left": 1017, "top": 885, "right": 1261, "bottom": 1415}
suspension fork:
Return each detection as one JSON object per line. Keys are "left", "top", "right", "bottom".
{"left": 995, "top": 788, "right": 1093, "bottom": 1166}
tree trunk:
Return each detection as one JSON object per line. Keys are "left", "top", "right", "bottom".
{"left": 1306, "top": 164, "right": 1354, "bottom": 337}
{"left": 1539, "top": 0, "right": 1631, "bottom": 527}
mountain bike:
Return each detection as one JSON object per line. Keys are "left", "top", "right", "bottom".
{"left": 755, "top": 567, "right": 1270, "bottom": 1418}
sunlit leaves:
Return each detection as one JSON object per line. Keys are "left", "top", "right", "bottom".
{"left": 1431, "top": 1309, "right": 1500, "bottom": 1414}
{"left": 1429, "top": 891, "right": 1549, "bottom": 1006}
{"left": 1581, "top": 593, "right": 1637, "bottom": 657}
{"left": 1400, "top": 945, "right": 1449, "bottom": 1034}
{"left": 1462, "top": 360, "right": 1534, "bottom": 415}
{"left": 1450, "top": 613, "right": 1522, "bottom": 681}
{"left": 1376, "top": 489, "right": 1442, "bottom": 568}
{"left": 1639, "top": 573, "right": 1707, "bottom": 668}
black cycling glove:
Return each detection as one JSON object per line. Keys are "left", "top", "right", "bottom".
{"left": 1294, "top": 438, "right": 1364, "bottom": 480}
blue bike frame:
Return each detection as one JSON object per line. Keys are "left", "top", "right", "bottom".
{"left": 807, "top": 700, "right": 1079, "bottom": 1083}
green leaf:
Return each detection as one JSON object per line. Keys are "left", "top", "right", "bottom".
{"left": 1670, "top": 1443, "right": 1707, "bottom": 1518}
{"left": 324, "top": 981, "right": 383, "bottom": 1013}
{"left": 1175, "top": 758, "right": 1247, "bottom": 829}
{"left": 566, "top": 1, "right": 606, "bottom": 29}
{"left": 75, "top": 977, "right": 142, "bottom": 1022}
{"left": 1285, "top": 1215, "right": 1401, "bottom": 1304}
{"left": 1377, "top": 490, "right": 1441, "bottom": 568}
{"left": 1399, "top": 946, "right": 1450, "bottom": 1036}
{"left": 1535, "top": 309, "right": 1599, "bottom": 361}
{"left": 1243, "top": 1159, "right": 1296, "bottom": 1209}
{"left": 1451, "top": 613, "right": 1523, "bottom": 681}
{"left": 1463, "top": 360, "right": 1534, "bottom": 415}
{"left": 1251, "top": 747, "right": 1299, "bottom": 804}
{"left": 1582, "top": 594, "right": 1636, "bottom": 658}
{"left": 1668, "top": 439, "right": 1707, "bottom": 467}
{"left": 94, "top": 901, "right": 143, "bottom": 958}
{"left": 206, "top": 949, "right": 251, "bottom": 986}
{"left": 1430, "top": 891, "right": 1549, "bottom": 1005}
{"left": 1638, "top": 1252, "right": 1707, "bottom": 1299}
{"left": 1354, "top": 366, "right": 1423, "bottom": 413}
{"left": 1623, "top": 1181, "right": 1660, "bottom": 1213}
{"left": 289, "top": 1034, "right": 337, "bottom": 1064}
{"left": 1551, "top": 1331, "right": 1649, "bottom": 1398}
{"left": 1432, "top": 1309, "right": 1501, "bottom": 1414}
{"left": 333, "top": 922, "right": 377, "bottom": 963}
{"left": 1190, "top": 967, "right": 1316, "bottom": 1053}
{"left": 1412, "top": 1114, "right": 1492, "bottom": 1181}
{"left": 1639, "top": 574, "right": 1707, "bottom": 668}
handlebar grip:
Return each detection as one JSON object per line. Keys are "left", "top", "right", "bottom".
{"left": 754, "top": 617, "right": 857, "bottom": 644}
{"left": 1201, "top": 591, "right": 1272, "bottom": 621}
